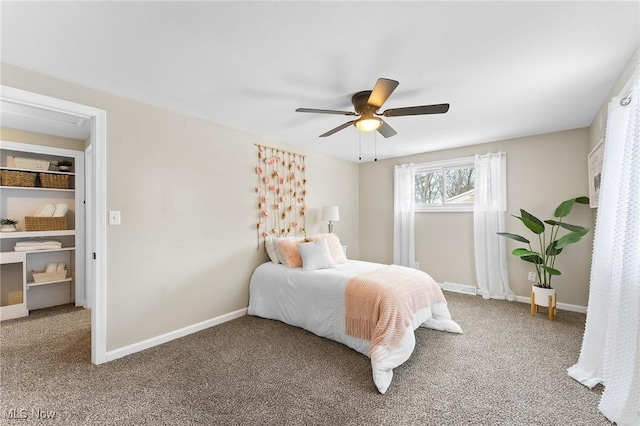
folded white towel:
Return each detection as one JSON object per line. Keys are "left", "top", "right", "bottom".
{"left": 14, "top": 245, "right": 62, "bottom": 251}
{"left": 14, "top": 241, "right": 62, "bottom": 247}
{"left": 14, "top": 241, "right": 41, "bottom": 247}
{"left": 45, "top": 263, "right": 58, "bottom": 273}
{"left": 35, "top": 204, "right": 55, "bottom": 217}
{"left": 39, "top": 244, "right": 63, "bottom": 250}
{"left": 56, "top": 263, "right": 66, "bottom": 272}
{"left": 14, "top": 240, "right": 62, "bottom": 251}
{"left": 52, "top": 203, "right": 69, "bottom": 217}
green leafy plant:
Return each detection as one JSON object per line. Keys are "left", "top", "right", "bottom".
{"left": 0, "top": 218, "right": 19, "bottom": 225}
{"left": 55, "top": 160, "right": 73, "bottom": 167}
{"left": 498, "top": 196, "right": 590, "bottom": 289}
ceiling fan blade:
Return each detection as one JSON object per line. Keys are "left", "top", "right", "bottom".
{"left": 319, "top": 120, "right": 357, "bottom": 137}
{"left": 382, "top": 103, "right": 450, "bottom": 117}
{"left": 377, "top": 119, "right": 397, "bottom": 138}
{"left": 296, "top": 108, "right": 357, "bottom": 116}
{"left": 367, "top": 78, "right": 399, "bottom": 109}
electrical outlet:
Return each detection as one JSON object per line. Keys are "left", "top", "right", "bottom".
{"left": 528, "top": 271, "right": 537, "bottom": 282}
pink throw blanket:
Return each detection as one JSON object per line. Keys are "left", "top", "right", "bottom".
{"left": 345, "top": 265, "right": 446, "bottom": 361}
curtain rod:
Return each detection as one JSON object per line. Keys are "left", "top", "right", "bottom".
{"left": 475, "top": 152, "right": 506, "bottom": 159}
{"left": 255, "top": 143, "right": 306, "bottom": 158}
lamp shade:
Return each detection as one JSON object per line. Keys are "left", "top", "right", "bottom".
{"left": 320, "top": 206, "right": 340, "bottom": 222}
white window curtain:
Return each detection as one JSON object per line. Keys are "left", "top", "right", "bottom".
{"left": 568, "top": 69, "right": 639, "bottom": 425}
{"left": 393, "top": 164, "right": 416, "bottom": 268}
{"left": 473, "top": 152, "right": 515, "bottom": 301}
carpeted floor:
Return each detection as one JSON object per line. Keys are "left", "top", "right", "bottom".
{"left": 0, "top": 292, "right": 607, "bottom": 425}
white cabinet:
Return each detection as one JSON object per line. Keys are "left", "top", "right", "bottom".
{"left": 0, "top": 141, "right": 85, "bottom": 319}
{"left": 0, "top": 251, "right": 27, "bottom": 320}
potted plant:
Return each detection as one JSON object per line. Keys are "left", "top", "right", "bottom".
{"left": 0, "top": 218, "right": 19, "bottom": 232}
{"left": 498, "top": 196, "right": 590, "bottom": 318}
{"left": 54, "top": 160, "right": 73, "bottom": 172}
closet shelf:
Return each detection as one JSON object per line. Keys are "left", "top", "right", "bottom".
{"left": 0, "top": 185, "right": 74, "bottom": 193}
{"left": 1, "top": 247, "right": 76, "bottom": 255}
{"left": 0, "top": 230, "right": 76, "bottom": 239}
{"left": 27, "top": 277, "right": 73, "bottom": 288}
{"left": 0, "top": 166, "right": 75, "bottom": 175}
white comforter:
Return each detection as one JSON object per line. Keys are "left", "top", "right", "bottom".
{"left": 247, "top": 260, "right": 462, "bottom": 393}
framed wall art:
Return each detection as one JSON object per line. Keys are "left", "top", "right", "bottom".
{"left": 587, "top": 139, "right": 604, "bottom": 208}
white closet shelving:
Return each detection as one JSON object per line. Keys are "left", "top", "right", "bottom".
{"left": 0, "top": 141, "right": 85, "bottom": 320}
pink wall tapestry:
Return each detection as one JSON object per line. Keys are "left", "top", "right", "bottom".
{"left": 255, "top": 144, "right": 307, "bottom": 248}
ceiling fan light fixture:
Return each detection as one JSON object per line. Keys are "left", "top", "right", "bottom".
{"left": 355, "top": 117, "right": 381, "bottom": 132}
{"left": 296, "top": 77, "right": 449, "bottom": 138}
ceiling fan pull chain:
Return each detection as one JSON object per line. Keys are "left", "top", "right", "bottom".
{"left": 374, "top": 131, "right": 378, "bottom": 162}
{"left": 358, "top": 131, "right": 362, "bottom": 161}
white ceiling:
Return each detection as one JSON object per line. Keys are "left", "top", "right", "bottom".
{"left": 1, "top": 1, "right": 638, "bottom": 162}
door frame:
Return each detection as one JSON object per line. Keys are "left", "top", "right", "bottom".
{"left": 1, "top": 85, "right": 108, "bottom": 364}
{"left": 84, "top": 144, "right": 94, "bottom": 311}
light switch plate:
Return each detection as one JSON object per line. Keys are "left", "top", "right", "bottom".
{"left": 109, "top": 211, "right": 121, "bottom": 226}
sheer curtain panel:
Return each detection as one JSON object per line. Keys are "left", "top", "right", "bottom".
{"left": 393, "top": 164, "right": 416, "bottom": 268}
{"left": 473, "top": 152, "right": 515, "bottom": 300}
{"left": 568, "top": 68, "right": 639, "bottom": 425}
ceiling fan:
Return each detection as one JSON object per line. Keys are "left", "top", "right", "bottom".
{"left": 295, "top": 78, "right": 449, "bottom": 138}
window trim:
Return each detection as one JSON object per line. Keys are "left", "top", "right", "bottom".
{"left": 414, "top": 156, "right": 475, "bottom": 213}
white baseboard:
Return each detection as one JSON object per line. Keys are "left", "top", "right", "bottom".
{"left": 514, "top": 295, "right": 586, "bottom": 313}
{"left": 105, "top": 308, "right": 247, "bottom": 362}
{"left": 441, "top": 283, "right": 587, "bottom": 314}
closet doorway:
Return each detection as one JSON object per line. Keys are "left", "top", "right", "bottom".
{"left": 0, "top": 85, "right": 107, "bottom": 364}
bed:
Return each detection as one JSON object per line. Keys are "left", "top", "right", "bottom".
{"left": 247, "top": 238, "right": 462, "bottom": 394}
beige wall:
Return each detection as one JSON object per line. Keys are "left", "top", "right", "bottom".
{"left": 360, "top": 128, "right": 593, "bottom": 306}
{"left": 1, "top": 63, "right": 359, "bottom": 351}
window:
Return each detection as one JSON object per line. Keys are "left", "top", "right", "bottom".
{"left": 414, "top": 157, "right": 476, "bottom": 212}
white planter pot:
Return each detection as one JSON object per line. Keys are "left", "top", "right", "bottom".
{"left": 532, "top": 285, "right": 556, "bottom": 307}
{"left": 0, "top": 225, "right": 17, "bottom": 232}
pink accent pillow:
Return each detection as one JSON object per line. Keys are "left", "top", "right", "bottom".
{"left": 274, "top": 238, "right": 305, "bottom": 268}
{"left": 310, "top": 233, "right": 347, "bottom": 264}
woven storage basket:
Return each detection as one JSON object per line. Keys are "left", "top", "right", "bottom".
{"left": 24, "top": 216, "right": 67, "bottom": 231}
{"left": 39, "top": 173, "right": 70, "bottom": 189}
{"left": 13, "top": 157, "right": 50, "bottom": 171}
{"left": 32, "top": 269, "right": 67, "bottom": 283}
{"left": 0, "top": 170, "right": 36, "bottom": 187}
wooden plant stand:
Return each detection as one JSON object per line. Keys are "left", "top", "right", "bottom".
{"left": 531, "top": 291, "right": 556, "bottom": 320}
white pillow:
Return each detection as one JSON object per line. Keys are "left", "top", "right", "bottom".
{"left": 312, "top": 233, "right": 347, "bottom": 264}
{"left": 265, "top": 237, "right": 281, "bottom": 264}
{"left": 297, "top": 239, "right": 335, "bottom": 271}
